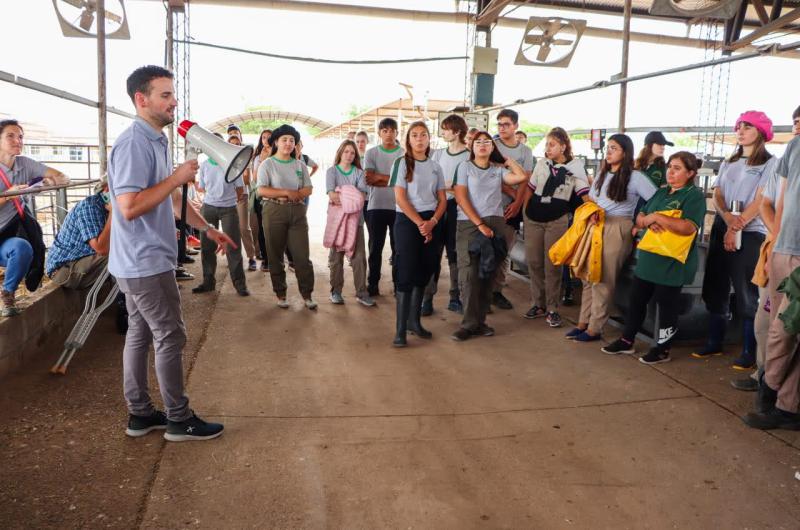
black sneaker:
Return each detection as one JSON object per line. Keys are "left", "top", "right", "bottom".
{"left": 472, "top": 323, "right": 495, "bottom": 337}
{"left": 524, "top": 306, "right": 546, "bottom": 319}
{"left": 639, "top": 348, "right": 671, "bottom": 365}
{"left": 730, "top": 377, "right": 759, "bottom": 392}
{"left": 164, "top": 413, "right": 224, "bottom": 442}
{"left": 561, "top": 293, "right": 574, "bottom": 306}
{"left": 492, "top": 292, "right": 513, "bottom": 310}
{"left": 368, "top": 285, "right": 380, "bottom": 297}
{"left": 451, "top": 328, "right": 473, "bottom": 341}
{"left": 175, "top": 268, "right": 194, "bottom": 282}
{"left": 192, "top": 284, "right": 214, "bottom": 294}
{"left": 545, "top": 311, "right": 563, "bottom": 328}
{"left": 125, "top": 410, "right": 168, "bottom": 437}
{"left": 447, "top": 299, "right": 463, "bottom": 313}
{"left": 601, "top": 338, "right": 635, "bottom": 355}
{"left": 178, "top": 255, "right": 195, "bottom": 265}
{"left": 743, "top": 408, "right": 800, "bottom": 430}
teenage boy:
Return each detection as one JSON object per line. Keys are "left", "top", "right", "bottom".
{"left": 364, "top": 118, "right": 404, "bottom": 296}
{"left": 492, "top": 109, "right": 534, "bottom": 310}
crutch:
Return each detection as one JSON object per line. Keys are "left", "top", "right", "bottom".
{"left": 50, "top": 267, "right": 120, "bottom": 375}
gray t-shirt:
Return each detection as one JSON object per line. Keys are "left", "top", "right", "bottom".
{"left": 108, "top": 118, "right": 176, "bottom": 279}
{"left": 256, "top": 157, "right": 312, "bottom": 190}
{"left": 364, "top": 145, "right": 404, "bottom": 211}
{"left": 454, "top": 160, "right": 509, "bottom": 221}
{"left": 390, "top": 158, "right": 445, "bottom": 213}
{"left": 326, "top": 165, "right": 367, "bottom": 194}
{"left": 0, "top": 155, "right": 47, "bottom": 232}
{"left": 588, "top": 169, "right": 657, "bottom": 218}
{"left": 774, "top": 136, "right": 800, "bottom": 256}
{"left": 198, "top": 159, "right": 242, "bottom": 208}
{"left": 495, "top": 139, "right": 534, "bottom": 206}
{"left": 431, "top": 147, "right": 470, "bottom": 192}
{"left": 716, "top": 157, "right": 776, "bottom": 234}
{"left": 761, "top": 162, "right": 781, "bottom": 204}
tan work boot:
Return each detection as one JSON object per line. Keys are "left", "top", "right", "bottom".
{"left": 1, "top": 289, "right": 20, "bottom": 317}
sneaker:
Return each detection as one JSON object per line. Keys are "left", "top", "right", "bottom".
{"left": 743, "top": 408, "right": 800, "bottom": 431}
{"left": 304, "top": 298, "right": 318, "bottom": 310}
{"left": 574, "top": 331, "right": 601, "bottom": 342}
{"left": 356, "top": 295, "right": 376, "bottom": 307}
{"left": 248, "top": 258, "right": 257, "bottom": 271}
{"left": 125, "top": 410, "right": 168, "bottom": 437}
{"left": 601, "top": 338, "right": 635, "bottom": 355}
{"left": 639, "top": 348, "right": 671, "bottom": 365}
{"left": 236, "top": 288, "right": 250, "bottom": 297}
{"left": 524, "top": 306, "right": 546, "bottom": 320}
{"left": 545, "top": 311, "right": 563, "bottom": 328}
{"left": 472, "top": 323, "right": 495, "bottom": 337}
{"left": 565, "top": 327, "right": 585, "bottom": 340}
{"left": 164, "top": 413, "right": 224, "bottom": 442}
{"left": 447, "top": 299, "right": 463, "bottom": 313}
{"left": 421, "top": 298, "right": 434, "bottom": 317}
{"left": 187, "top": 235, "right": 202, "bottom": 248}
{"left": 492, "top": 291, "right": 513, "bottom": 310}
{"left": 186, "top": 247, "right": 199, "bottom": 255}
{"left": 178, "top": 255, "right": 195, "bottom": 265}
{"left": 1, "top": 289, "right": 20, "bottom": 317}
{"left": 368, "top": 285, "right": 380, "bottom": 297}
{"left": 451, "top": 327, "right": 473, "bottom": 342}
{"left": 260, "top": 262, "right": 269, "bottom": 272}
{"left": 192, "top": 284, "right": 214, "bottom": 294}
{"left": 175, "top": 268, "right": 194, "bottom": 281}
{"left": 330, "top": 292, "right": 345, "bottom": 305}
{"left": 731, "top": 352, "right": 756, "bottom": 371}
{"left": 690, "top": 346, "right": 723, "bottom": 359}
{"left": 562, "top": 293, "right": 575, "bottom": 306}
{"left": 730, "top": 376, "right": 759, "bottom": 392}
{"left": 277, "top": 298, "right": 289, "bottom": 309}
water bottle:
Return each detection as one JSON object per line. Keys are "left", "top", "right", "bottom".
{"left": 730, "top": 200, "right": 742, "bottom": 251}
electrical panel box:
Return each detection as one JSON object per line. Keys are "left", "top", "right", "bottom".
{"left": 472, "top": 47, "right": 499, "bottom": 75}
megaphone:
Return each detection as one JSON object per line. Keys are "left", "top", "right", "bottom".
{"left": 178, "top": 120, "right": 253, "bottom": 183}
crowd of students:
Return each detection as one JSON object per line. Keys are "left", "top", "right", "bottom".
{"left": 2, "top": 65, "right": 800, "bottom": 439}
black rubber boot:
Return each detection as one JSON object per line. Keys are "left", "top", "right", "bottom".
{"left": 393, "top": 291, "right": 411, "bottom": 347}
{"left": 755, "top": 370, "right": 778, "bottom": 414}
{"left": 407, "top": 287, "right": 433, "bottom": 339}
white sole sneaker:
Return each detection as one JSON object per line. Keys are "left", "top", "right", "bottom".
{"left": 163, "top": 430, "right": 224, "bottom": 442}
{"left": 277, "top": 299, "right": 289, "bottom": 309}
{"left": 304, "top": 299, "right": 318, "bottom": 310}
{"left": 125, "top": 425, "right": 167, "bottom": 437}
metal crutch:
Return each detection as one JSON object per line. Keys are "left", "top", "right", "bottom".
{"left": 50, "top": 267, "right": 120, "bottom": 375}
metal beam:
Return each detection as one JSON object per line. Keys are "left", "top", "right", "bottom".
{"left": 618, "top": 0, "right": 632, "bottom": 133}
{"left": 728, "top": 7, "right": 800, "bottom": 49}
{"left": 480, "top": 40, "right": 800, "bottom": 112}
{"left": 752, "top": 0, "right": 771, "bottom": 24}
{"left": 97, "top": 0, "right": 108, "bottom": 176}
{"left": 0, "top": 70, "right": 135, "bottom": 119}
{"left": 476, "top": 0, "right": 515, "bottom": 26}
{"left": 771, "top": 0, "right": 785, "bottom": 21}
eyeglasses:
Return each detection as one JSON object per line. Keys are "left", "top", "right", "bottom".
{"left": 497, "top": 122, "right": 514, "bottom": 129}
{"left": 473, "top": 139, "right": 493, "bottom": 146}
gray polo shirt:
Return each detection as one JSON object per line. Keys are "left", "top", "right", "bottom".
{"left": 716, "top": 156, "right": 776, "bottom": 234}
{"left": 431, "top": 147, "right": 470, "bottom": 192}
{"left": 588, "top": 169, "right": 657, "bottom": 218}
{"left": 108, "top": 118, "right": 176, "bottom": 279}
{"left": 256, "top": 157, "right": 312, "bottom": 190}
{"left": 774, "top": 136, "right": 800, "bottom": 256}
{"left": 364, "top": 145, "right": 404, "bottom": 211}
{"left": 326, "top": 165, "right": 368, "bottom": 194}
{"left": 454, "top": 160, "right": 508, "bottom": 221}
{"left": 198, "top": 159, "right": 241, "bottom": 208}
{"left": 0, "top": 155, "right": 46, "bottom": 232}
{"left": 390, "top": 158, "right": 445, "bottom": 213}
{"left": 495, "top": 139, "right": 534, "bottom": 206}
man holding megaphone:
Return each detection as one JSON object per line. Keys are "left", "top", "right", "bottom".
{"left": 108, "top": 65, "right": 236, "bottom": 442}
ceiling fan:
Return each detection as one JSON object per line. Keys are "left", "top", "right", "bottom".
{"left": 52, "top": 0, "right": 131, "bottom": 39}
{"left": 514, "top": 17, "right": 587, "bottom": 68}
{"left": 649, "top": 0, "right": 742, "bottom": 20}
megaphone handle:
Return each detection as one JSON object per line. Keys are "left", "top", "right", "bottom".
{"left": 185, "top": 145, "right": 200, "bottom": 161}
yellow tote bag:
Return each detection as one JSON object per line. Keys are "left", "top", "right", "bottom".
{"left": 637, "top": 210, "right": 695, "bottom": 264}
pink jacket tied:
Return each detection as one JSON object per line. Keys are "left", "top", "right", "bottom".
{"left": 323, "top": 185, "right": 365, "bottom": 258}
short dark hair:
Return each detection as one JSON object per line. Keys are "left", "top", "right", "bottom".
{"left": 441, "top": 114, "right": 468, "bottom": 143}
{"left": 0, "top": 119, "right": 22, "bottom": 137}
{"left": 227, "top": 124, "right": 241, "bottom": 132}
{"left": 378, "top": 118, "right": 398, "bottom": 131}
{"left": 497, "top": 109, "right": 519, "bottom": 124}
{"left": 515, "top": 130, "right": 528, "bottom": 140}
{"left": 126, "top": 65, "right": 173, "bottom": 103}
{"left": 793, "top": 105, "right": 800, "bottom": 120}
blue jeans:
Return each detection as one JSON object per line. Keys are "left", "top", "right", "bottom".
{"left": 0, "top": 237, "right": 33, "bottom": 293}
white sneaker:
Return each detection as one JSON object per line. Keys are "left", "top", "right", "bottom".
{"left": 277, "top": 298, "right": 289, "bottom": 309}
{"left": 330, "top": 292, "right": 344, "bottom": 305}
{"left": 356, "top": 295, "right": 376, "bottom": 307}
{"left": 304, "top": 298, "right": 318, "bottom": 310}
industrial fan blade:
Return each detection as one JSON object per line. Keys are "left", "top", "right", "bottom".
{"left": 536, "top": 43, "right": 552, "bottom": 62}
{"left": 79, "top": 8, "right": 95, "bottom": 30}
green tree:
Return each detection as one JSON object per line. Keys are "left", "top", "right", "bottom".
{"left": 238, "top": 106, "right": 286, "bottom": 134}
{"left": 519, "top": 121, "right": 550, "bottom": 148}
{"left": 344, "top": 104, "right": 371, "bottom": 120}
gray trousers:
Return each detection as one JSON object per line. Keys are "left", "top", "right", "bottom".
{"left": 201, "top": 203, "right": 246, "bottom": 292}
{"left": 118, "top": 271, "right": 190, "bottom": 422}
{"left": 457, "top": 216, "right": 511, "bottom": 331}
{"left": 329, "top": 223, "right": 368, "bottom": 297}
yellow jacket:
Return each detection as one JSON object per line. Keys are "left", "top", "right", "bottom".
{"left": 548, "top": 201, "right": 604, "bottom": 283}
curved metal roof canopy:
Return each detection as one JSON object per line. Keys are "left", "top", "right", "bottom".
{"left": 205, "top": 110, "right": 333, "bottom": 133}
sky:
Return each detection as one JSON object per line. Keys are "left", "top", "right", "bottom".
{"left": 3, "top": 0, "right": 799, "bottom": 144}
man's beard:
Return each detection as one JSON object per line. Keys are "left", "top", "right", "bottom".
{"left": 156, "top": 110, "right": 176, "bottom": 128}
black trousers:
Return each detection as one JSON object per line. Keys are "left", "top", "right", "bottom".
{"left": 702, "top": 217, "right": 764, "bottom": 320}
{"left": 366, "top": 209, "right": 396, "bottom": 288}
{"left": 253, "top": 198, "right": 268, "bottom": 265}
{"left": 622, "top": 276, "right": 682, "bottom": 349}
{"left": 429, "top": 198, "right": 458, "bottom": 281}
{"left": 394, "top": 211, "right": 441, "bottom": 293}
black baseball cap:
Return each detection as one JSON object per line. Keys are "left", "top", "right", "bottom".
{"left": 644, "top": 131, "right": 674, "bottom": 146}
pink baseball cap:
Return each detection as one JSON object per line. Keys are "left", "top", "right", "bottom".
{"left": 735, "top": 110, "right": 774, "bottom": 142}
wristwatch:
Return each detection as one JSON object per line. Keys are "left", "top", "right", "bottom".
{"left": 198, "top": 222, "right": 214, "bottom": 233}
